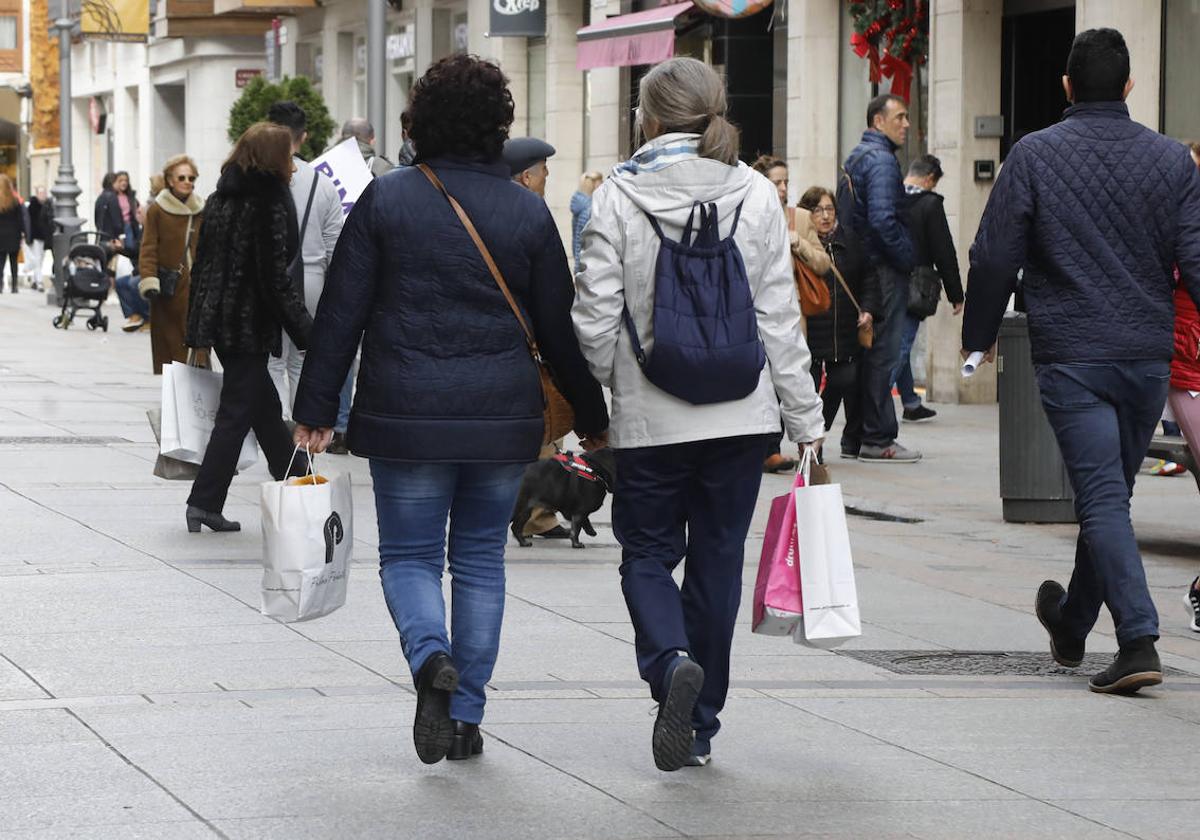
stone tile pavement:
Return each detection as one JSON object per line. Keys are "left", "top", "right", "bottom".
{"left": 1, "top": 291, "right": 1199, "bottom": 839}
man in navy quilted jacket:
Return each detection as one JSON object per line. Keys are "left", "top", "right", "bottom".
{"left": 964, "top": 28, "right": 1200, "bottom": 695}
{"left": 842, "top": 94, "right": 921, "bottom": 463}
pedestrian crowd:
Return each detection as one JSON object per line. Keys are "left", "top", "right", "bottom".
{"left": 38, "top": 25, "right": 1200, "bottom": 770}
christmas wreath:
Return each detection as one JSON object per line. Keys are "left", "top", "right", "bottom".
{"left": 848, "top": 0, "right": 928, "bottom": 102}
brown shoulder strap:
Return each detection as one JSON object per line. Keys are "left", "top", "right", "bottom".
{"left": 829, "top": 261, "right": 863, "bottom": 313}
{"left": 417, "top": 164, "right": 541, "bottom": 359}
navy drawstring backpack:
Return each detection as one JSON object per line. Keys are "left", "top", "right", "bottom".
{"left": 621, "top": 200, "right": 766, "bottom": 405}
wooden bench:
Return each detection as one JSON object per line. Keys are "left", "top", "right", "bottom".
{"left": 1147, "top": 434, "right": 1200, "bottom": 495}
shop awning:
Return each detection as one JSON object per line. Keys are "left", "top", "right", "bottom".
{"left": 576, "top": 2, "right": 694, "bottom": 71}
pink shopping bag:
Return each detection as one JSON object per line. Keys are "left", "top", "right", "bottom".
{"left": 752, "top": 471, "right": 805, "bottom": 636}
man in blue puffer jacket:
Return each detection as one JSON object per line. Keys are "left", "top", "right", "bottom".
{"left": 842, "top": 94, "right": 920, "bottom": 463}
{"left": 964, "top": 28, "right": 1200, "bottom": 695}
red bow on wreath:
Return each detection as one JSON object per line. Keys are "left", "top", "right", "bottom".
{"left": 850, "top": 31, "right": 882, "bottom": 83}
{"left": 880, "top": 52, "right": 913, "bottom": 102}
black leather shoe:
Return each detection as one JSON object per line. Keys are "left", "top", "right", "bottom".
{"left": 652, "top": 656, "right": 704, "bottom": 772}
{"left": 1036, "top": 580, "right": 1084, "bottom": 667}
{"left": 1089, "top": 636, "right": 1162, "bottom": 695}
{"left": 185, "top": 505, "right": 241, "bottom": 533}
{"left": 413, "top": 653, "right": 459, "bottom": 765}
{"left": 326, "top": 432, "right": 350, "bottom": 455}
{"left": 446, "top": 720, "right": 484, "bottom": 761}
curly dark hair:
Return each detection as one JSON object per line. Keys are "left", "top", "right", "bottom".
{"left": 406, "top": 55, "right": 514, "bottom": 162}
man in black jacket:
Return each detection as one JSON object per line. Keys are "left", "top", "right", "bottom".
{"left": 963, "top": 29, "right": 1200, "bottom": 694}
{"left": 895, "top": 155, "right": 964, "bottom": 423}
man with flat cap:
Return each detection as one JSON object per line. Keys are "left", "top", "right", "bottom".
{"left": 504, "top": 137, "right": 555, "bottom": 197}
{"left": 504, "top": 136, "right": 571, "bottom": 542}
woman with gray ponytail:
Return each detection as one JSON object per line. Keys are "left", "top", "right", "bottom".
{"left": 573, "top": 58, "right": 825, "bottom": 771}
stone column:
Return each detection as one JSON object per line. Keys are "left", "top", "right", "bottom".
{"left": 785, "top": 0, "right": 839, "bottom": 191}
{"left": 1074, "top": 0, "right": 1161, "bottom": 128}
{"left": 543, "top": 0, "right": 585, "bottom": 242}
{"left": 924, "top": 0, "right": 1002, "bottom": 405}
{"left": 583, "top": 0, "right": 620, "bottom": 174}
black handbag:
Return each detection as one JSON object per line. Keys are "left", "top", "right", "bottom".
{"left": 158, "top": 215, "right": 195, "bottom": 298}
{"left": 907, "top": 264, "right": 942, "bottom": 319}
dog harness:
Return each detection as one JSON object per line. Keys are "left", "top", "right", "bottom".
{"left": 553, "top": 452, "right": 601, "bottom": 482}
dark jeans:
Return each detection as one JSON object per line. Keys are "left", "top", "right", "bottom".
{"left": 114, "top": 275, "right": 150, "bottom": 320}
{"left": 892, "top": 312, "right": 923, "bottom": 410}
{"left": 1035, "top": 361, "right": 1169, "bottom": 645}
{"left": 613, "top": 434, "right": 768, "bottom": 747}
{"left": 861, "top": 264, "right": 908, "bottom": 447}
{"left": 188, "top": 352, "right": 300, "bottom": 513}
{"left": 812, "top": 356, "right": 863, "bottom": 453}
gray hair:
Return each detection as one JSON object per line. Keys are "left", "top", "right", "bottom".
{"left": 638, "top": 58, "right": 739, "bottom": 166}
{"left": 341, "top": 118, "right": 375, "bottom": 144}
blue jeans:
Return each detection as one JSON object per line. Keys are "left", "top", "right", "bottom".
{"left": 613, "top": 434, "right": 768, "bottom": 749}
{"left": 861, "top": 265, "right": 908, "bottom": 447}
{"left": 1035, "top": 361, "right": 1169, "bottom": 645}
{"left": 336, "top": 362, "right": 356, "bottom": 434}
{"left": 114, "top": 275, "right": 150, "bottom": 319}
{"left": 892, "top": 313, "right": 923, "bottom": 410}
{"left": 370, "top": 459, "right": 526, "bottom": 724}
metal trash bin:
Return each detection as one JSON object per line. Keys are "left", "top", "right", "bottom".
{"left": 997, "top": 312, "right": 1076, "bottom": 523}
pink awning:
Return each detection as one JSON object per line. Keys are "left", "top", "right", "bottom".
{"left": 576, "top": 2, "right": 695, "bottom": 71}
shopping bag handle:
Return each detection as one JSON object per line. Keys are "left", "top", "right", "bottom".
{"left": 284, "top": 444, "right": 314, "bottom": 481}
{"left": 798, "top": 447, "right": 815, "bottom": 487}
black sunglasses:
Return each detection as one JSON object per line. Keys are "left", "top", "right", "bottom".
{"left": 175, "top": 174, "right": 197, "bottom": 183}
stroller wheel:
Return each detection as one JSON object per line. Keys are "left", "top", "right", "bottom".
{"left": 52, "top": 315, "right": 62, "bottom": 329}
{"left": 86, "top": 320, "right": 96, "bottom": 331}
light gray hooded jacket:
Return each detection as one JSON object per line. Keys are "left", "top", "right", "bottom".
{"left": 572, "top": 133, "right": 825, "bottom": 450}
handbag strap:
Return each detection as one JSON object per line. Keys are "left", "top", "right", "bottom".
{"left": 298, "top": 171, "right": 319, "bottom": 245}
{"left": 828, "top": 261, "right": 863, "bottom": 314}
{"left": 417, "top": 164, "right": 543, "bottom": 363}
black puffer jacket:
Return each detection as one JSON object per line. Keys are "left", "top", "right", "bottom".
{"left": 805, "top": 225, "right": 882, "bottom": 363}
{"left": 292, "top": 157, "right": 608, "bottom": 464}
{"left": 905, "top": 189, "right": 964, "bottom": 307}
{"left": 185, "top": 165, "right": 310, "bottom": 356}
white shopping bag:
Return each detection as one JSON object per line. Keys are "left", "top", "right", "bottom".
{"left": 160, "top": 361, "right": 257, "bottom": 469}
{"left": 792, "top": 451, "right": 862, "bottom": 649}
{"left": 260, "top": 449, "right": 352, "bottom": 622}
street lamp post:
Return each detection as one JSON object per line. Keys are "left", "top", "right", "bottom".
{"left": 49, "top": 14, "right": 83, "bottom": 306}
{"left": 367, "top": 0, "right": 386, "bottom": 158}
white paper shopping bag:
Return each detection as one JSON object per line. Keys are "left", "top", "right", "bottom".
{"left": 260, "top": 450, "right": 353, "bottom": 622}
{"left": 791, "top": 453, "right": 861, "bottom": 649}
{"left": 161, "top": 361, "right": 258, "bottom": 469}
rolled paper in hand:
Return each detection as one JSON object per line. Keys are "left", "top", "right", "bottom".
{"left": 961, "top": 351, "right": 986, "bottom": 378}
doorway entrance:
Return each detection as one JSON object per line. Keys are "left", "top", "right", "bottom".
{"left": 1001, "top": 3, "right": 1075, "bottom": 160}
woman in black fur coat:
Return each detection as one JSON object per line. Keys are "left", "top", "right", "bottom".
{"left": 184, "top": 122, "right": 313, "bottom": 533}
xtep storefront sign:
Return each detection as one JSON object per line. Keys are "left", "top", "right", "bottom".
{"left": 490, "top": 0, "right": 546, "bottom": 38}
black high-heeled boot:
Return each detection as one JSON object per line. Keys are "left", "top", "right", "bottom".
{"left": 447, "top": 721, "right": 484, "bottom": 761}
{"left": 186, "top": 505, "right": 241, "bottom": 533}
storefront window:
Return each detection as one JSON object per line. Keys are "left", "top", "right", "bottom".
{"left": 1162, "top": 0, "right": 1200, "bottom": 142}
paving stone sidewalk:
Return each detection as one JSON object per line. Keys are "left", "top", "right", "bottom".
{"left": 1, "top": 291, "right": 1199, "bottom": 840}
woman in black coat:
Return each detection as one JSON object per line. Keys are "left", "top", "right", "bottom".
{"left": 94, "top": 170, "right": 141, "bottom": 259}
{"left": 184, "top": 122, "right": 312, "bottom": 533}
{"left": 799, "top": 186, "right": 882, "bottom": 459}
{"left": 0, "top": 174, "right": 24, "bottom": 293}
{"left": 292, "top": 55, "right": 607, "bottom": 765}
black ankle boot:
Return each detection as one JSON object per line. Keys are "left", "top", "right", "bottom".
{"left": 447, "top": 720, "right": 483, "bottom": 761}
{"left": 1036, "top": 580, "right": 1084, "bottom": 667}
{"left": 185, "top": 505, "right": 241, "bottom": 533}
{"left": 413, "top": 653, "right": 458, "bottom": 765}
{"left": 1089, "top": 636, "right": 1162, "bottom": 694}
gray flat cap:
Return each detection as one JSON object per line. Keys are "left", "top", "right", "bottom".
{"left": 503, "top": 137, "right": 556, "bottom": 176}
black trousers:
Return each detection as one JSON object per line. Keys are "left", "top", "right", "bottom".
{"left": 613, "top": 434, "right": 769, "bottom": 748}
{"left": 187, "top": 351, "right": 299, "bottom": 513}
{"left": 2, "top": 251, "right": 17, "bottom": 291}
{"left": 767, "top": 355, "right": 863, "bottom": 456}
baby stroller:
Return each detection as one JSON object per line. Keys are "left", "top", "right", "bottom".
{"left": 52, "top": 232, "right": 113, "bottom": 332}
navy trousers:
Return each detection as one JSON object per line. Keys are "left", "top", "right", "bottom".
{"left": 613, "top": 434, "right": 768, "bottom": 747}
{"left": 1035, "top": 361, "right": 1168, "bottom": 645}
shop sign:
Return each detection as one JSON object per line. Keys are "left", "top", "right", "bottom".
{"left": 490, "top": 0, "right": 546, "bottom": 38}
{"left": 691, "top": 0, "right": 773, "bottom": 19}
{"left": 387, "top": 27, "right": 415, "bottom": 60}
{"left": 236, "top": 68, "right": 263, "bottom": 88}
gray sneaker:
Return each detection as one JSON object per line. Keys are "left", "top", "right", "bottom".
{"left": 858, "top": 442, "right": 922, "bottom": 463}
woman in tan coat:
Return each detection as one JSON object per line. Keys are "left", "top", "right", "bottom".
{"left": 139, "top": 155, "right": 205, "bottom": 374}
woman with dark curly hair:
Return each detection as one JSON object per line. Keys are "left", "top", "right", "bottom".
{"left": 184, "top": 123, "right": 312, "bottom": 534}
{"left": 292, "top": 54, "right": 607, "bottom": 765}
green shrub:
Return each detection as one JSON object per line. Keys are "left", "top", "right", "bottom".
{"left": 227, "top": 75, "right": 336, "bottom": 161}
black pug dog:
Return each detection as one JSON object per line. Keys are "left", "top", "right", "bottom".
{"left": 511, "top": 448, "right": 616, "bottom": 549}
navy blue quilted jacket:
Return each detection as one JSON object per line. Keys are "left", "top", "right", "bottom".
{"left": 964, "top": 101, "right": 1200, "bottom": 363}
{"left": 842, "top": 130, "right": 915, "bottom": 274}
{"left": 291, "top": 157, "right": 608, "bottom": 463}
